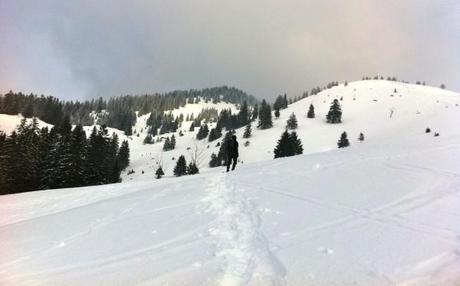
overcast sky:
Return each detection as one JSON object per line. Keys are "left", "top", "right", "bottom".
{"left": 0, "top": 0, "right": 459, "bottom": 101}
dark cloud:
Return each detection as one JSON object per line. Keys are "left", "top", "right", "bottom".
{"left": 1, "top": 0, "right": 459, "bottom": 101}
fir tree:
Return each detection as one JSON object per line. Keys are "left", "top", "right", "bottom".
{"left": 155, "top": 166, "right": 164, "bottom": 179}
{"left": 307, "top": 104, "right": 315, "bottom": 118}
{"left": 106, "top": 133, "right": 121, "bottom": 183}
{"left": 238, "top": 100, "right": 250, "bottom": 126}
{"left": 243, "top": 122, "right": 252, "bottom": 138}
{"left": 143, "top": 134, "right": 153, "bottom": 144}
{"left": 274, "top": 130, "right": 294, "bottom": 159}
{"left": 173, "top": 155, "right": 187, "bottom": 176}
{"left": 187, "top": 162, "right": 199, "bottom": 175}
{"left": 338, "top": 132, "right": 350, "bottom": 148}
{"left": 274, "top": 108, "right": 280, "bottom": 119}
{"left": 163, "top": 136, "right": 175, "bottom": 151}
{"left": 358, "top": 132, "right": 365, "bottom": 141}
{"left": 196, "top": 124, "right": 209, "bottom": 140}
{"left": 257, "top": 99, "right": 273, "bottom": 129}
{"left": 85, "top": 126, "right": 106, "bottom": 185}
{"left": 68, "top": 124, "right": 87, "bottom": 187}
{"left": 208, "top": 128, "right": 218, "bottom": 142}
{"left": 0, "top": 132, "right": 18, "bottom": 194}
{"left": 274, "top": 130, "right": 293, "bottom": 158}
{"left": 117, "top": 140, "right": 130, "bottom": 171}
{"left": 290, "top": 131, "right": 303, "bottom": 155}
{"left": 170, "top": 134, "right": 176, "bottom": 149}
{"left": 286, "top": 113, "right": 298, "bottom": 130}
{"left": 189, "top": 121, "right": 195, "bottom": 132}
{"left": 326, "top": 99, "right": 342, "bottom": 123}
{"left": 252, "top": 103, "right": 259, "bottom": 120}
{"left": 273, "top": 130, "right": 303, "bottom": 158}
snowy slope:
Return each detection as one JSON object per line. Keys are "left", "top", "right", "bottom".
{"left": 1, "top": 80, "right": 460, "bottom": 285}
{"left": 1, "top": 128, "right": 460, "bottom": 285}
{"left": 0, "top": 114, "right": 53, "bottom": 135}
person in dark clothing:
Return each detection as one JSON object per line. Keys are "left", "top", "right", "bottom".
{"left": 226, "top": 135, "right": 239, "bottom": 172}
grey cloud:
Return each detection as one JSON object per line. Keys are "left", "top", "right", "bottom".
{"left": 0, "top": 0, "right": 459, "bottom": 101}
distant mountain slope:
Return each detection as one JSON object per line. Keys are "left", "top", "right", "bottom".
{"left": 121, "top": 80, "right": 460, "bottom": 179}
{"left": 1, "top": 80, "right": 459, "bottom": 180}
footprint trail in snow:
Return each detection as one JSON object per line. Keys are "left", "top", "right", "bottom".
{"left": 202, "top": 174, "right": 286, "bottom": 286}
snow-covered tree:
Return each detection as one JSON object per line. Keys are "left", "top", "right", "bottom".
{"left": 258, "top": 99, "right": 273, "bottom": 129}
{"left": 243, "top": 122, "right": 252, "bottom": 138}
{"left": 326, "top": 99, "right": 342, "bottom": 123}
{"left": 286, "top": 113, "right": 298, "bottom": 130}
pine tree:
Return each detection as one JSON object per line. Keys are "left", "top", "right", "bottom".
{"left": 274, "top": 108, "right": 280, "bottom": 119}
{"left": 307, "top": 104, "right": 315, "bottom": 118}
{"left": 338, "top": 132, "right": 350, "bottom": 148}
{"left": 290, "top": 131, "right": 303, "bottom": 155}
{"left": 189, "top": 121, "right": 195, "bottom": 132}
{"left": 286, "top": 113, "right": 298, "bottom": 130}
{"left": 0, "top": 132, "right": 18, "bottom": 194}
{"left": 174, "top": 155, "right": 187, "bottom": 176}
{"left": 163, "top": 137, "right": 171, "bottom": 151}
{"left": 187, "top": 162, "right": 199, "bottom": 175}
{"left": 155, "top": 166, "right": 164, "bottom": 179}
{"left": 273, "top": 130, "right": 303, "bottom": 158}
{"left": 243, "top": 122, "right": 252, "bottom": 138}
{"left": 170, "top": 134, "right": 176, "bottom": 149}
{"left": 252, "top": 103, "right": 259, "bottom": 120}
{"left": 257, "top": 99, "right": 273, "bottom": 129}
{"left": 105, "top": 133, "right": 120, "bottom": 183}
{"left": 274, "top": 130, "right": 294, "bottom": 158}
{"left": 238, "top": 100, "right": 250, "bottom": 126}
{"left": 117, "top": 140, "right": 130, "bottom": 171}
{"left": 358, "top": 132, "right": 365, "bottom": 141}
{"left": 326, "top": 99, "right": 342, "bottom": 123}
{"left": 208, "top": 128, "right": 218, "bottom": 142}
{"left": 143, "top": 134, "right": 153, "bottom": 144}
{"left": 69, "top": 124, "right": 87, "bottom": 187}
{"left": 196, "top": 124, "right": 209, "bottom": 140}
{"left": 22, "top": 102, "right": 34, "bottom": 118}
{"left": 86, "top": 126, "right": 106, "bottom": 185}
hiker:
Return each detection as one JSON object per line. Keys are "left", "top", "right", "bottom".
{"left": 226, "top": 135, "right": 239, "bottom": 172}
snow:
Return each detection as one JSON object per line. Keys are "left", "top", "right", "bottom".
{"left": 1, "top": 80, "right": 460, "bottom": 285}
{"left": 0, "top": 114, "right": 53, "bottom": 135}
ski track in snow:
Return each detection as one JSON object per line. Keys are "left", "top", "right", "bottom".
{"left": 202, "top": 174, "right": 286, "bottom": 286}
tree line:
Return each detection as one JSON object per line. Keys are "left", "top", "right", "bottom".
{"left": 0, "top": 86, "right": 257, "bottom": 136}
{"left": 0, "top": 116, "right": 130, "bottom": 195}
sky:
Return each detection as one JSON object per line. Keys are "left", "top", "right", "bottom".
{"left": 0, "top": 0, "right": 459, "bottom": 101}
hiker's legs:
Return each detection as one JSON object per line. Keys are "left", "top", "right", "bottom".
{"left": 231, "top": 157, "right": 237, "bottom": 170}
{"left": 226, "top": 158, "right": 231, "bottom": 172}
